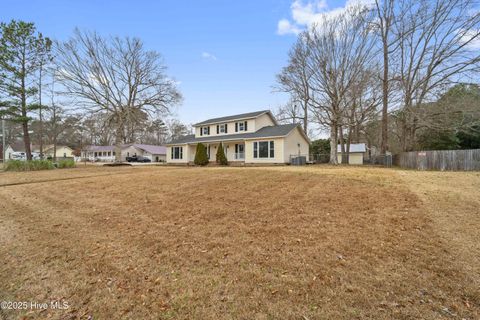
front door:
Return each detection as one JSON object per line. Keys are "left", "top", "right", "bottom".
{"left": 235, "top": 144, "right": 245, "bottom": 160}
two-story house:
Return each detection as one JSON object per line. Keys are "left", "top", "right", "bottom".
{"left": 166, "top": 110, "right": 309, "bottom": 164}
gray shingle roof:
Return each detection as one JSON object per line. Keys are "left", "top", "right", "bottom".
{"left": 168, "top": 123, "right": 302, "bottom": 145}
{"left": 194, "top": 110, "right": 271, "bottom": 126}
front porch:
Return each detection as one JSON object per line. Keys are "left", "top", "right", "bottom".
{"left": 187, "top": 141, "right": 245, "bottom": 163}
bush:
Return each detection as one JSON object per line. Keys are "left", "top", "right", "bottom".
{"left": 194, "top": 143, "right": 209, "bottom": 166}
{"left": 4, "top": 160, "right": 55, "bottom": 171}
{"left": 57, "top": 159, "right": 75, "bottom": 169}
{"left": 216, "top": 142, "right": 228, "bottom": 165}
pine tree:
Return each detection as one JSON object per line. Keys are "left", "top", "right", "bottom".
{"left": 194, "top": 143, "right": 209, "bottom": 166}
{"left": 216, "top": 142, "right": 228, "bottom": 165}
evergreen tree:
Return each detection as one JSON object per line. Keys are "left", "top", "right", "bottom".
{"left": 216, "top": 142, "right": 228, "bottom": 165}
{"left": 194, "top": 143, "right": 209, "bottom": 166}
{"left": 0, "top": 20, "right": 52, "bottom": 160}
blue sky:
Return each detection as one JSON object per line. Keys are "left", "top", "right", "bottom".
{"left": 1, "top": 0, "right": 349, "bottom": 125}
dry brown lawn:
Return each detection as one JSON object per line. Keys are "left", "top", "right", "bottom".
{"left": 0, "top": 165, "right": 479, "bottom": 319}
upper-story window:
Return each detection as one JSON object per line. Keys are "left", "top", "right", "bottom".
{"left": 235, "top": 121, "right": 248, "bottom": 132}
{"left": 200, "top": 126, "right": 210, "bottom": 136}
{"left": 217, "top": 123, "right": 228, "bottom": 134}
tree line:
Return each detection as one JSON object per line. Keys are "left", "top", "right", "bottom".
{"left": 0, "top": 21, "right": 185, "bottom": 161}
{"left": 276, "top": 0, "right": 480, "bottom": 163}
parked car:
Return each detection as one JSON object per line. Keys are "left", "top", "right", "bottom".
{"left": 137, "top": 156, "right": 151, "bottom": 163}
{"left": 126, "top": 155, "right": 151, "bottom": 163}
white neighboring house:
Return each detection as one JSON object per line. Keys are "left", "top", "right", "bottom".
{"left": 337, "top": 143, "right": 367, "bottom": 165}
{"left": 166, "top": 110, "right": 310, "bottom": 164}
{"left": 81, "top": 145, "right": 116, "bottom": 162}
{"left": 5, "top": 142, "right": 41, "bottom": 160}
{"left": 1, "top": 144, "right": 15, "bottom": 161}
{"left": 121, "top": 144, "right": 167, "bottom": 162}
{"left": 81, "top": 144, "right": 167, "bottom": 162}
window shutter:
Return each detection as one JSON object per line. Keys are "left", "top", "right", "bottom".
{"left": 270, "top": 141, "right": 274, "bottom": 158}
{"left": 200, "top": 127, "right": 203, "bottom": 136}
{"left": 217, "top": 125, "right": 219, "bottom": 134}
{"left": 235, "top": 144, "right": 238, "bottom": 153}
{"left": 225, "top": 124, "right": 228, "bottom": 133}
{"left": 171, "top": 148, "right": 173, "bottom": 159}
{"left": 244, "top": 121, "right": 248, "bottom": 131}
{"left": 207, "top": 127, "right": 210, "bottom": 135}
{"left": 235, "top": 123, "right": 238, "bottom": 132}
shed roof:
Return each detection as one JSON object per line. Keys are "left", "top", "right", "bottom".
{"left": 337, "top": 143, "right": 366, "bottom": 153}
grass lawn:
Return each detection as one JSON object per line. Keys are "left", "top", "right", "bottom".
{"left": 0, "top": 166, "right": 479, "bottom": 319}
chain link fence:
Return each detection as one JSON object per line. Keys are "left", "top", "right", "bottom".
{"left": 289, "top": 153, "right": 393, "bottom": 167}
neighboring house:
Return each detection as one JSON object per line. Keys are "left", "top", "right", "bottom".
{"left": 166, "top": 110, "right": 309, "bottom": 164}
{"left": 121, "top": 144, "right": 167, "bottom": 162}
{"left": 337, "top": 143, "right": 367, "bottom": 165}
{"left": 81, "top": 144, "right": 167, "bottom": 162}
{"left": 0, "top": 144, "right": 14, "bottom": 161}
{"left": 37, "top": 145, "right": 75, "bottom": 159}
{"left": 81, "top": 145, "right": 116, "bottom": 162}
{"left": 8, "top": 141, "right": 41, "bottom": 160}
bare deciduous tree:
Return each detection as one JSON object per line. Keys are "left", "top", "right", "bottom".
{"left": 276, "top": 33, "right": 312, "bottom": 136}
{"left": 392, "top": 0, "right": 480, "bottom": 151}
{"left": 55, "top": 29, "right": 182, "bottom": 161}
{"left": 374, "top": 0, "right": 396, "bottom": 154}
{"left": 305, "top": 6, "right": 378, "bottom": 164}
{"left": 274, "top": 99, "right": 303, "bottom": 125}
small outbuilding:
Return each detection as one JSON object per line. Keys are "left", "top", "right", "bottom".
{"left": 337, "top": 143, "right": 367, "bottom": 165}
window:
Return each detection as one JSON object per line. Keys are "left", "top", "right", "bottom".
{"left": 218, "top": 123, "right": 227, "bottom": 134}
{"left": 63, "top": 153, "right": 67, "bottom": 158}
{"left": 201, "top": 126, "right": 210, "bottom": 135}
{"left": 253, "top": 141, "right": 274, "bottom": 159}
{"left": 235, "top": 121, "right": 248, "bottom": 132}
{"left": 171, "top": 146, "right": 183, "bottom": 159}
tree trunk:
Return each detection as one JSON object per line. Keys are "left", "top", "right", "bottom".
{"left": 53, "top": 140, "right": 57, "bottom": 162}
{"left": 380, "top": 39, "right": 389, "bottom": 155}
{"left": 303, "top": 100, "right": 308, "bottom": 136}
{"left": 22, "top": 121, "right": 32, "bottom": 160}
{"left": 39, "top": 66, "right": 43, "bottom": 159}
{"left": 115, "top": 120, "right": 123, "bottom": 162}
{"left": 339, "top": 125, "right": 347, "bottom": 164}
{"left": 329, "top": 122, "right": 338, "bottom": 164}
{"left": 21, "top": 60, "right": 32, "bottom": 161}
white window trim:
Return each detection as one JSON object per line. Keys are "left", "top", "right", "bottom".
{"left": 172, "top": 146, "right": 183, "bottom": 160}
{"left": 202, "top": 127, "right": 209, "bottom": 135}
{"left": 238, "top": 122, "right": 245, "bottom": 131}
{"left": 253, "top": 140, "right": 275, "bottom": 159}
{"left": 219, "top": 124, "right": 226, "bottom": 133}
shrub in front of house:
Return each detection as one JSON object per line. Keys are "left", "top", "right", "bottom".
{"left": 194, "top": 143, "right": 209, "bottom": 166}
{"left": 57, "top": 159, "right": 75, "bottom": 169}
{"left": 216, "top": 142, "right": 228, "bottom": 165}
{"left": 4, "top": 160, "right": 55, "bottom": 171}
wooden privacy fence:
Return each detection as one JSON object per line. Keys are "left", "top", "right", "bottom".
{"left": 393, "top": 149, "right": 480, "bottom": 171}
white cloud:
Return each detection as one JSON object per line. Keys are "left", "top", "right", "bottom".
{"left": 461, "top": 29, "right": 480, "bottom": 50}
{"left": 277, "top": 19, "right": 302, "bottom": 35}
{"left": 277, "top": 0, "right": 374, "bottom": 36}
{"left": 201, "top": 52, "right": 217, "bottom": 61}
